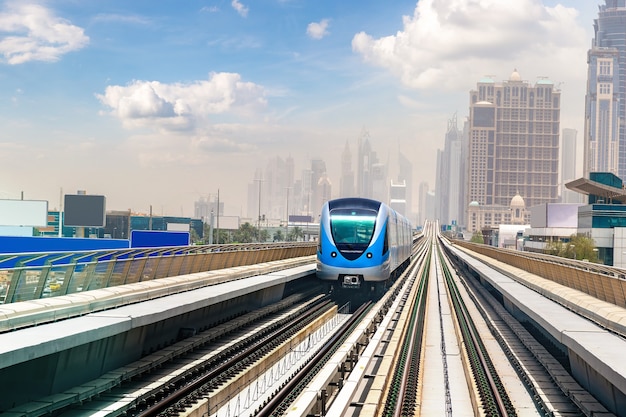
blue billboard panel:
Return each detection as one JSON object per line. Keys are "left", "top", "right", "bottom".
{"left": 130, "top": 230, "right": 190, "bottom": 248}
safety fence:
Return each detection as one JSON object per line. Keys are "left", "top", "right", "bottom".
{"left": 452, "top": 240, "right": 626, "bottom": 308}
{"left": 0, "top": 242, "right": 317, "bottom": 304}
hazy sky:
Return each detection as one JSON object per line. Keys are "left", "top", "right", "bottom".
{"left": 0, "top": 0, "right": 602, "bottom": 217}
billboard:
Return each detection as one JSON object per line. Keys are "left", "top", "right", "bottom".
{"left": 130, "top": 230, "right": 190, "bottom": 248}
{"left": 0, "top": 199, "right": 48, "bottom": 227}
{"left": 0, "top": 226, "right": 34, "bottom": 237}
{"left": 531, "top": 203, "right": 583, "bottom": 228}
{"left": 167, "top": 222, "right": 190, "bottom": 232}
{"left": 0, "top": 236, "right": 129, "bottom": 259}
{"left": 64, "top": 194, "right": 106, "bottom": 227}
{"left": 213, "top": 216, "right": 240, "bottom": 230}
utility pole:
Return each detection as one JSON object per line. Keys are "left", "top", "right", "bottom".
{"left": 254, "top": 178, "right": 263, "bottom": 242}
{"left": 285, "top": 186, "right": 291, "bottom": 240}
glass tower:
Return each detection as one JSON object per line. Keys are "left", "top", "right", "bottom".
{"left": 584, "top": 1, "right": 625, "bottom": 178}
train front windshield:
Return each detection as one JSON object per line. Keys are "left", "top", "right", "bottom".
{"left": 330, "top": 209, "right": 377, "bottom": 246}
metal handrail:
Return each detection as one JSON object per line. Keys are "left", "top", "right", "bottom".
{"left": 0, "top": 242, "right": 317, "bottom": 304}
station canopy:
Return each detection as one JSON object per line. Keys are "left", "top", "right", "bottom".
{"left": 565, "top": 177, "right": 626, "bottom": 203}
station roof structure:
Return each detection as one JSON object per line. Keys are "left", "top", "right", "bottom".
{"left": 565, "top": 177, "right": 626, "bottom": 204}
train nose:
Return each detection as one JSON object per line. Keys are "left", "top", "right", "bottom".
{"left": 341, "top": 274, "right": 361, "bottom": 288}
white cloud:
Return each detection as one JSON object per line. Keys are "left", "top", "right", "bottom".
{"left": 232, "top": 0, "right": 249, "bottom": 18}
{"left": 201, "top": 6, "right": 219, "bottom": 13}
{"left": 307, "top": 19, "right": 330, "bottom": 40}
{"left": 92, "top": 13, "right": 151, "bottom": 25}
{"left": 352, "top": 0, "right": 587, "bottom": 92}
{"left": 0, "top": 2, "right": 88, "bottom": 64}
{"left": 97, "top": 72, "right": 267, "bottom": 132}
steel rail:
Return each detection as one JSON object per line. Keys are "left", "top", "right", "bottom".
{"left": 437, "top": 243, "right": 516, "bottom": 417}
{"left": 132, "top": 297, "right": 333, "bottom": 417}
{"left": 256, "top": 301, "right": 373, "bottom": 417}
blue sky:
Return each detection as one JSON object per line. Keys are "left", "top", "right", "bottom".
{"left": 0, "top": 0, "right": 603, "bottom": 217}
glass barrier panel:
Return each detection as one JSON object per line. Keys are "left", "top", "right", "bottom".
{"left": 125, "top": 258, "right": 146, "bottom": 284}
{"left": 13, "top": 269, "right": 43, "bottom": 302}
{"left": 43, "top": 266, "right": 72, "bottom": 297}
{"left": 142, "top": 257, "right": 159, "bottom": 281}
{"left": 179, "top": 254, "right": 195, "bottom": 275}
{"left": 108, "top": 260, "right": 129, "bottom": 287}
{"left": 0, "top": 269, "right": 12, "bottom": 303}
{"left": 89, "top": 261, "right": 114, "bottom": 291}
{"left": 66, "top": 264, "right": 91, "bottom": 294}
{"left": 154, "top": 256, "right": 173, "bottom": 279}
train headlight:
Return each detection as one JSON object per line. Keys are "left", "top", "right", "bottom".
{"left": 331, "top": 251, "right": 337, "bottom": 258}
{"left": 366, "top": 252, "right": 372, "bottom": 258}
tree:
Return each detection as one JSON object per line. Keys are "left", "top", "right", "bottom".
{"left": 273, "top": 230, "right": 284, "bottom": 242}
{"left": 545, "top": 234, "right": 599, "bottom": 263}
{"left": 211, "top": 229, "right": 230, "bottom": 244}
{"left": 288, "top": 226, "right": 304, "bottom": 242}
{"left": 233, "top": 222, "right": 257, "bottom": 243}
{"left": 189, "top": 228, "right": 200, "bottom": 244}
{"left": 470, "top": 231, "right": 484, "bottom": 244}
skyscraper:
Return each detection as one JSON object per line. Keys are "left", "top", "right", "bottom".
{"left": 417, "top": 181, "right": 429, "bottom": 227}
{"left": 310, "top": 158, "right": 327, "bottom": 220}
{"left": 467, "top": 70, "right": 560, "bottom": 223}
{"left": 397, "top": 150, "right": 413, "bottom": 218}
{"left": 436, "top": 113, "right": 464, "bottom": 226}
{"left": 389, "top": 180, "right": 407, "bottom": 217}
{"left": 584, "top": 1, "right": 623, "bottom": 178}
{"left": 357, "top": 130, "right": 376, "bottom": 198}
{"left": 340, "top": 141, "right": 355, "bottom": 197}
{"left": 561, "top": 128, "right": 581, "bottom": 203}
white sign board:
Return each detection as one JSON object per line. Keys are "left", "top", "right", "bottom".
{"left": 167, "top": 222, "right": 190, "bottom": 232}
{"left": 0, "top": 199, "right": 48, "bottom": 227}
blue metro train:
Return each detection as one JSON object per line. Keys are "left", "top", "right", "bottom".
{"left": 316, "top": 197, "right": 412, "bottom": 293}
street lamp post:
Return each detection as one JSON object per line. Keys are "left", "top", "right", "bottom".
{"left": 285, "top": 187, "right": 291, "bottom": 241}
{"left": 255, "top": 178, "right": 262, "bottom": 242}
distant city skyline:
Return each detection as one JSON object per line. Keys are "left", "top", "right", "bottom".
{"left": 0, "top": 1, "right": 602, "bottom": 219}
{"left": 241, "top": 129, "right": 412, "bottom": 224}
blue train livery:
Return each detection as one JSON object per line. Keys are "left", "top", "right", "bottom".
{"left": 316, "top": 197, "right": 412, "bottom": 292}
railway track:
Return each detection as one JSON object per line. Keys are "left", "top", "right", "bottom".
{"left": 307, "top": 226, "right": 603, "bottom": 417}
{"left": 34, "top": 226, "right": 614, "bottom": 417}
{"left": 437, "top": 242, "right": 517, "bottom": 417}
{"left": 50, "top": 290, "right": 342, "bottom": 416}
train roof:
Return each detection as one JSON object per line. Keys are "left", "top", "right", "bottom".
{"left": 327, "top": 198, "right": 382, "bottom": 211}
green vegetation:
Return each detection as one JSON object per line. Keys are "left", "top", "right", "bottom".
{"left": 193, "top": 222, "right": 308, "bottom": 244}
{"left": 544, "top": 234, "right": 599, "bottom": 262}
{"left": 470, "top": 231, "right": 484, "bottom": 244}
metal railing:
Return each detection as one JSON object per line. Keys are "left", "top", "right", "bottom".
{"left": 452, "top": 239, "right": 626, "bottom": 308}
{"left": 0, "top": 242, "right": 317, "bottom": 304}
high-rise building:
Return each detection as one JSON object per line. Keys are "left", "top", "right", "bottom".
{"left": 397, "top": 150, "right": 413, "bottom": 218}
{"left": 371, "top": 162, "right": 388, "bottom": 203}
{"left": 264, "top": 156, "right": 294, "bottom": 220}
{"left": 389, "top": 180, "right": 407, "bottom": 217}
{"left": 316, "top": 174, "right": 332, "bottom": 219}
{"left": 561, "top": 128, "right": 581, "bottom": 203}
{"left": 467, "top": 70, "right": 560, "bottom": 227}
{"left": 310, "top": 158, "right": 327, "bottom": 220}
{"left": 340, "top": 141, "right": 355, "bottom": 198}
{"left": 194, "top": 196, "right": 223, "bottom": 221}
{"left": 436, "top": 113, "right": 464, "bottom": 226}
{"left": 584, "top": 1, "right": 623, "bottom": 178}
{"left": 247, "top": 168, "right": 264, "bottom": 222}
{"left": 417, "top": 181, "right": 429, "bottom": 227}
{"left": 357, "top": 130, "right": 377, "bottom": 198}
